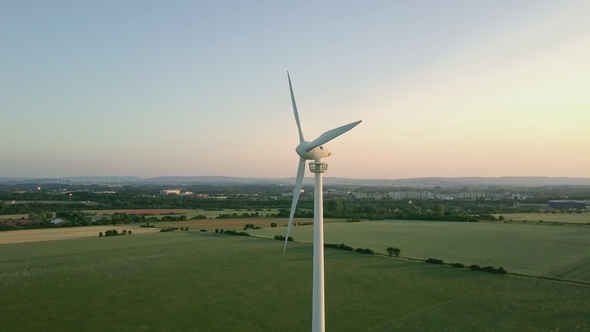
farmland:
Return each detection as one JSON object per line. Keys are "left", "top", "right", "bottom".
{"left": 0, "top": 225, "right": 158, "bottom": 245}
{"left": 494, "top": 212, "right": 590, "bottom": 224}
{"left": 249, "top": 220, "right": 590, "bottom": 280}
{"left": 1, "top": 231, "right": 589, "bottom": 332}
{"left": 153, "top": 217, "right": 347, "bottom": 231}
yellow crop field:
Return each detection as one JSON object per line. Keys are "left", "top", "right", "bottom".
{"left": 0, "top": 225, "right": 158, "bottom": 245}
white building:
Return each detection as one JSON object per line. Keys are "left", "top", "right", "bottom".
{"left": 160, "top": 189, "right": 181, "bottom": 195}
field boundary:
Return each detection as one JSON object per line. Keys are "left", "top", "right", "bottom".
{"left": 248, "top": 233, "right": 590, "bottom": 287}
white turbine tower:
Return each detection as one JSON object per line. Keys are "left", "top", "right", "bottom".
{"left": 283, "top": 72, "right": 361, "bottom": 332}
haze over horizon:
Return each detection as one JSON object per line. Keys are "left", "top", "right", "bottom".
{"left": 2, "top": 1, "right": 589, "bottom": 179}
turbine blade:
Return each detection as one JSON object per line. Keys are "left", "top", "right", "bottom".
{"left": 305, "top": 120, "right": 362, "bottom": 152}
{"left": 283, "top": 158, "right": 306, "bottom": 255}
{"left": 288, "top": 72, "right": 305, "bottom": 143}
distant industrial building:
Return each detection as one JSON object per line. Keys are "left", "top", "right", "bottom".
{"left": 547, "top": 200, "right": 588, "bottom": 210}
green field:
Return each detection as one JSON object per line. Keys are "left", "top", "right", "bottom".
{"left": 1, "top": 231, "right": 589, "bottom": 331}
{"left": 250, "top": 220, "right": 590, "bottom": 279}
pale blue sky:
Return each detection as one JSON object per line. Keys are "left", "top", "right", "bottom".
{"left": 1, "top": 1, "right": 589, "bottom": 179}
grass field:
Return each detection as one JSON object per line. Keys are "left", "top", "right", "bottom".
{"left": 1, "top": 232, "right": 589, "bottom": 332}
{"left": 249, "top": 220, "right": 590, "bottom": 279}
{"left": 0, "top": 213, "right": 28, "bottom": 220}
{"left": 494, "top": 212, "right": 590, "bottom": 224}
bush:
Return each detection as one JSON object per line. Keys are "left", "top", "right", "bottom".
{"left": 325, "top": 243, "right": 354, "bottom": 251}
{"left": 386, "top": 247, "right": 400, "bottom": 257}
{"left": 200, "top": 229, "right": 207, "bottom": 232}
{"left": 425, "top": 258, "right": 444, "bottom": 265}
{"left": 355, "top": 248, "right": 374, "bottom": 255}
{"left": 128, "top": 230, "right": 132, "bottom": 235}
{"left": 104, "top": 229, "right": 120, "bottom": 236}
{"left": 215, "top": 229, "right": 219, "bottom": 233}
{"left": 224, "top": 230, "right": 250, "bottom": 237}
{"left": 160, "top": 227, "right": 179, "bottom": 233}
{"left": 481, "top": 266, "right": 508, "bottom": 274}
{"left": 270, "top": 222, "right": 277, "bottom": 228}
{"left": 468, "top": 264, "right": 508, "bottom": 274}
{"left": 274, "top": 235, "right": 294, "bottom": 242}
{"left": 99, "top": 232, "right": 103, "bottom": 237}
{"left": 450, "top": 263, "right": 464, "bottom": 268}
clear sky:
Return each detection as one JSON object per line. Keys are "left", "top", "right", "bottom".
{"left": 1, "top": 1, "right": 589, "bottom": 179}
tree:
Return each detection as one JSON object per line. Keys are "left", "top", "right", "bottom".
{"left": 498, "top": 215, "right": 505, "bottom": 221}
{"left": 325, "top": 200, "right": 343, "bottom": 213}
{"left": 387, "top": 247, "right": 400, "bottom": 257}
{"left": 435, "top": 204, "right": 446, "bottom": 216}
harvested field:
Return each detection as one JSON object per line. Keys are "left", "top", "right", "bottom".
{"left": 153, "top": 218, "right": 347, "bottom": 232}
{"left": 153, "top": 217, "right": 329, "bottom": 231}
{"left": 85, "top": 208, "right": 192, "bottom": 215}
{"left": 0, "top": 226, "right": 159, "bottom": 245}
{"left": 154, "top": 218, "right": 291, "bottom": 230}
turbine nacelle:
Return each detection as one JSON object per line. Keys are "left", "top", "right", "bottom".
{"left": 296, "top": 142, "right": 332, "bottom": 161}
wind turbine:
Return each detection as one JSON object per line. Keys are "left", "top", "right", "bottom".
{"left": 283, "top": 72, "right": 361, "bottom": 332}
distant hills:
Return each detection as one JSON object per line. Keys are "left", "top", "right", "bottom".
{"left": 1, "top": 176, "right": 590, "bottom": 186}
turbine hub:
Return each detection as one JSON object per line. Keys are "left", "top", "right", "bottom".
{"left": 296, "top": 142, "right": 332, "bottom": 161}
